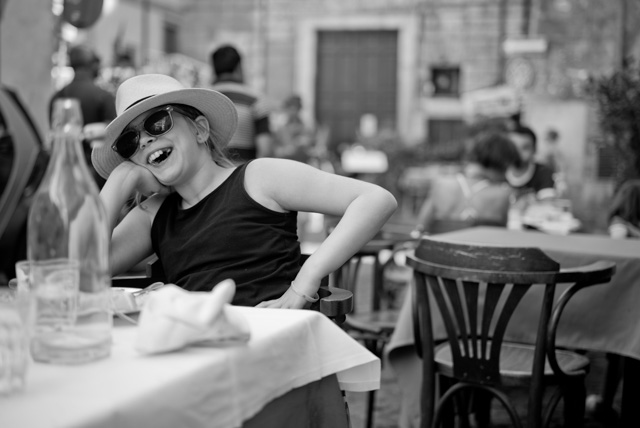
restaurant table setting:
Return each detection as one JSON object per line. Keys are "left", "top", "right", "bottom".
{"left": 509, "top": 198, "right": 581, "bottom": 234}
{"left": 0, "top": 276, "right": 380, "bottom": 428}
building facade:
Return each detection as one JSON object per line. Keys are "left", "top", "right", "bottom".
{"left": 3, "top": 0, "right": 638, "bottom": 230}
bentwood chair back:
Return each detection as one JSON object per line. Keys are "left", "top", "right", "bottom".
{"left": 0, "top": 87, "right": 48, "bottom": 282}
{"left": 407, "top": 236, "right": 616, "bottom": 428}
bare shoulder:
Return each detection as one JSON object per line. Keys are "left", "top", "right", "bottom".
{"left": 245, "top": 157, "right": 311, "bottom": 176}
{"left": 245, "top": 158, "right": 321, "bottom": 189}
{"left": 243, "top": 159, "right": 309, "bottom": 211}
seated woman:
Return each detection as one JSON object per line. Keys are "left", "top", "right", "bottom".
{"left": 608, "top": 179, "right": 640, "bottom": 239}
{"left": 411, "top": 131, "right": 521, "bottom": 237}
{"left": 94, "top": 74, "right": 397, "bottom": 308}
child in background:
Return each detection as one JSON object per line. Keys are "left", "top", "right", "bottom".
{"left": 608, "top": 179, "right": 640, "bottom": 239}
{"left": 93, "top": 74, "right": 397, "bottom": 308}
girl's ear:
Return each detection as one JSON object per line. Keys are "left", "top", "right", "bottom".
{"left": 194, "top": 115, "right": 211, "bottom": 143}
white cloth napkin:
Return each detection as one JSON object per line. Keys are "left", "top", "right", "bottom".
{"left": 135, "top": 280, "right": 251, "bottom": 355}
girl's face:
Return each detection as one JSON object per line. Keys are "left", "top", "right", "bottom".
{"left": 126, "top": 107, "right": 208, "bottom": 185}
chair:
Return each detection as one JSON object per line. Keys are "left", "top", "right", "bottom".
{"left": 112, "top": 254, "right": 354, "bottom": 325}
{"left": 0, "top": 86, "right": 48, "bottom": 282}
{"left": 406, "top": 236, "right": 616, "bottom": 428}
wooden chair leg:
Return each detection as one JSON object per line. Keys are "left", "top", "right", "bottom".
{"left": 437, "top": 376, "right": 456, "bottom": 428}
{"left": 563, "top": 380, "right": 586, "bottom": 428}
{"left": 455, "top": 390, "right": 471, "bottom": 428}
{"left": 587, "top": 353, "right": 621, "bottom": 425}
{"left": 472, "top": 390, "right": 492, "bottom": 428}
{"left": 601, "top": 353, "right": 622, "bottom": 410}
{"left": 365, "top": 389, "right": 375, "bottom": 428}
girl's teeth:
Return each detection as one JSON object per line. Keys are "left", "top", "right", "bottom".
{"left": 148, "top": 148, "right": 173, "bottom": 165}
{"left": 149, "top": 151, "right": 162, "bottom": 163}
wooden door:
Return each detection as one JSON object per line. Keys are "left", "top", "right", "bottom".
{"left": 315, "top": 30, "right": 398, "bottom": 151}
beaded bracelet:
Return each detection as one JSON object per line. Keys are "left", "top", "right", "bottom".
{"left": 290, "top": 282, "right": 319, "bottom": 303}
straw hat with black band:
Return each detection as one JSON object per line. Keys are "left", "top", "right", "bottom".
{"left": 91, "top": 74, "right": 238, "bottom": 180}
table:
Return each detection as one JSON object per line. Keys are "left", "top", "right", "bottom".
{"left": 1, "top": 307, "right": 380, "bottom": 428}
{"left": 386, "top": 227, "right": 640, "bottom": 428}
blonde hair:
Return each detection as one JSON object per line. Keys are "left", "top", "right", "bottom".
{"left": 185, "top": 115, "right": 236, "bottom": 168}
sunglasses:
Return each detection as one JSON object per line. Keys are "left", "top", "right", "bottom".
{"left": 111, "top": 105, "right": 199, "bottom": 159}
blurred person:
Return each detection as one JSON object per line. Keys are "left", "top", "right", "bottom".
{"left": 608, "top": 179, "right": 640, "bottom": 239}
{"left": 505, "top": 125, "right": 557, "bottom": 200}
{"left": 274, "top": 94, "right": 313, "bottom": 163}
{"left": 538, "top": 128, "right": 563, "bottom": 172}
{"left": 410, "top": 132, "right": 521, "bottom": 238}
{"left": 538, "top": 128, "right": 568, "bottom": 196}
{"left": 49, "top": 44, "right": 116, "bottom": 188}
{"left": 210, "top": 45, "right": 274, "bottom": 163}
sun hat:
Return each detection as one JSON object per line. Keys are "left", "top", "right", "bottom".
{"left": 91, "top": 74, "right": 238, "bottom": 179}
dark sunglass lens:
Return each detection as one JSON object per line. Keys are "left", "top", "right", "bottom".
{"left": 144, "top": 109, "right": 172, "bottom": 136}
{"left": 114, "top": 130, "right": 139, "bottom": 158}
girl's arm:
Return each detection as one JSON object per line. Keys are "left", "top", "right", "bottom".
{"left": 100, "top": 162, "right": 168, "bottom": 276}
{"left": 248, "top": 159, "right": 397, "bottom": 309}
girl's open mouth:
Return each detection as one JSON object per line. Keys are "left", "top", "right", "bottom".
{"left": 148, "top": 148, "right": 173, "bottom": 166}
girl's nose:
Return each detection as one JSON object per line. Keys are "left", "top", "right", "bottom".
{"left": 139, "top": 134, "right": 155, "bottom": 150}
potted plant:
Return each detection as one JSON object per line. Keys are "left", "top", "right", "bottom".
{"left": 585, "top": 60, "right": 640, "bottom": 189}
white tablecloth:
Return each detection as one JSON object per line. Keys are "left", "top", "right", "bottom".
{"left": 0, "top": 307, "right": 380, "bottom": 428}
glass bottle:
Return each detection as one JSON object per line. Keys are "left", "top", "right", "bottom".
{"left": 27, "top": 98, "right": 111, "bottom": 364}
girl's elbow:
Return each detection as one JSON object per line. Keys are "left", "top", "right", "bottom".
{"left": 379, "top": 189, "right": 398, "bottom": 216}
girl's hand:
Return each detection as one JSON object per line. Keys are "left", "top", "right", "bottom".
{"left": 111, "top": 161, "right": 170, "bottom": 197}
{"left": 255, "top": 286, "right": 310, "bottom": 309}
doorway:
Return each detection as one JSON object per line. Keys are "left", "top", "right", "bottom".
{"left": 315, "top": 30, "right": 398, "bottom": 151}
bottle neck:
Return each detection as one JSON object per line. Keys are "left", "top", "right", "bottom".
{"left": 46, "top": 124, "right": 96, "bottom": 189}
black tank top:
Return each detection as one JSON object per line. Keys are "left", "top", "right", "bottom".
{"left": 150, "top": 162, "right": 301, "bottom": 306}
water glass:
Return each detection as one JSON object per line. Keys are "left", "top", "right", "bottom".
{"left": 0, "top": 289, "right": 30, "bottom": 395}
{"left": 13, "top": 260, "right": 36, "bottom": 331}
{"left": 29, "top": 259, "right": 80, "bottom": 363}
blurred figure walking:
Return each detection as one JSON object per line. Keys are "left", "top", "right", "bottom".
{"left": 49, "top": 44, "right": 116, "bottom": 188}
{"left": 210, "top": 45, "right": 274, "bottom": 163}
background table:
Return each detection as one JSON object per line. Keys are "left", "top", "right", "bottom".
{"left": 386, "top": 227, "right": 640, "bottom": 427}
{"left": 1, "top": 307, "right": 380, "bottom": 428}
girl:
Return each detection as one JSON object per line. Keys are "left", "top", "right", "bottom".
{"left": 93, "top": 74, "right": 397, "bottom": 308}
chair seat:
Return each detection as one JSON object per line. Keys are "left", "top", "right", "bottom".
{"left": 345, "top": 309, "right": 399, "bottom": 335}
{"left": 435, "top": 341, "right": 590, "bottom": 386}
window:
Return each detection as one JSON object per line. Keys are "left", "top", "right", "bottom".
{"left": 430, "top": 66, "right": 461, "bottom": 97}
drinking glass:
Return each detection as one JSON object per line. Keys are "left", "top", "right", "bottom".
{"left": 13, "top": 260, "right": 36, "bottom": 331}
{"left": 29, "top": 258, "right": 81, "bottom": 363}
{"left": 0, "top": 289, "right": 30, "bottom": 395}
